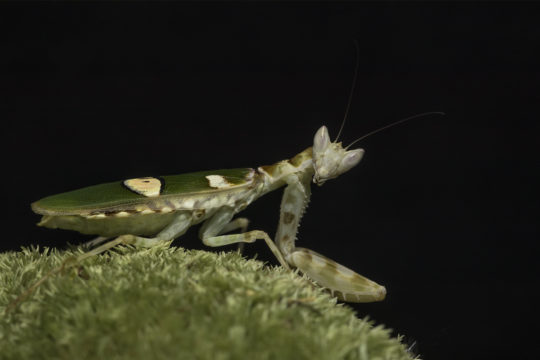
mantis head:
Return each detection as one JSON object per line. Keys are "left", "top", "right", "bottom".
{"left": 312, "top": 125, "right": 364, "bottom": 186}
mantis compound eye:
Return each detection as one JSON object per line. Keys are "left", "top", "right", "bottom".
{"left": 313, "top": 125, "right": 331, "bottom": 154}
{"left": 337, "top": 149, "right": 364, "bottom": 175}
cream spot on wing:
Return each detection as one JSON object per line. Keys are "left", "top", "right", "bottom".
{"left": 161, "top": 206, "right": 173, "bottom": 213}
{"left": 245, "top": 168, "right": 256, "bottom": 181}
{"left": 206, "top": 175, "right": 233, "bottom": 189}
{"left": 123, "top": 177, "right": 162, "bottom": 197}
{"left": 115, "top": 211, "right": 130, "bottom": 218}
{"left": 182, "top": 199, "right": 194, "bottom": 208}
{"left": 86, "top": 213, "right": 106, "bottom": 219}
{"left": 141, "top": 209, "right": 155, "bottom": 215}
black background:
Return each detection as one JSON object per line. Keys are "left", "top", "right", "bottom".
{"left": 1, "top": 4, "right": 538, "bottom": 360}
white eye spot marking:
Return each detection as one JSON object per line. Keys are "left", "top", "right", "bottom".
{"left": 206, "top": 175, "right": 233, "bottom": 189}
{"left": 123, "top": 177, "right": 162, "bottom": 197}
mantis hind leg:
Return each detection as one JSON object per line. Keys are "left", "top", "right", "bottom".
{"left": 81, "top": 236, "right": 110, "bottom": 249}
{"left": 199, "top": 208, "right": 290, "bottom": 269}
{"left": 218, "top": 217, "right": 249, "bottom": 254}
{"left": 79, "top": 211, "right": 194, "bottom": 262}
{"left": 220, "top": 217, "right": 249, "bottom": 234}
{"left": 6, "top": 212, "right": 193, "bottom": 313}
{"left": 79, "top": 211, "right": 193, "bottom": 260}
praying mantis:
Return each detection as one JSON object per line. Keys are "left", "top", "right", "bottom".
{"left": 29, "top": 124, "right": 386, "bottom": 303}
{"left": 8, "top": 47, "right": 443, "bottom": 311}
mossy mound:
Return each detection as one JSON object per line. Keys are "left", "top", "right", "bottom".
{"left": 1, "top": 244, "right": 415, "bottom": 360}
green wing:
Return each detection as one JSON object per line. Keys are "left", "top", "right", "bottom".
{"left": 32, "top": 168, "right": 255, "bottom": 215}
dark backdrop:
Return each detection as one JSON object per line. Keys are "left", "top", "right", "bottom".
{"left": 1, "top": 4, "right": 538, "bottom": 360}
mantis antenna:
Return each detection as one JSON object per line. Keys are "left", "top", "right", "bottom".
{"left": 345, "top": 111, "right": 446, "bottom": 149}
{"left": 333, "top": 40, "right": 445, "bottom": 145}
{"left": 335, "top": 39, "right": 361, "bottom": 142}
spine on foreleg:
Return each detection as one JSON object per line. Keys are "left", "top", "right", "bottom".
{"left": 275, "top": 174, "right": 311, "bottom": 257}
{"left": 288, "top": 247, "right": 386, "bottom": 303}
{"left": 272, "top": 164, "right": 386, "bottom": 303}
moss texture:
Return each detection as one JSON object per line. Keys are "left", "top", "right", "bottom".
{"left": 1, "top": 244, "right": 415, "bottom": 360}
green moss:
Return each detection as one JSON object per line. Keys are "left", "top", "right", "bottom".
{"left": 0, "top": 244, "right": 415, "bottom": 360}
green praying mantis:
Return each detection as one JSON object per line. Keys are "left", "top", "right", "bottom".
{"left": 7, "top": 54, "right": 444, "bottom": 311}
{"left": 30, "top": 125, "right": 383, "bottom": 303}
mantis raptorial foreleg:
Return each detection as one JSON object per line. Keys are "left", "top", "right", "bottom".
{"left": 288, "top": 247, "right": 386, "bottom": 302}
{"left": 275, "top": 174, "right": 312, "bottom": 257}
{"left": 270, "top": 165, "right": 386, "bottom": 302}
